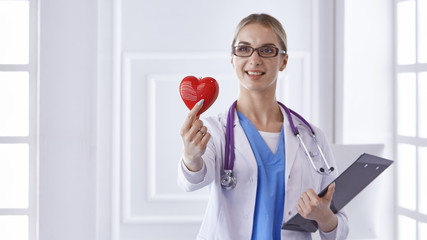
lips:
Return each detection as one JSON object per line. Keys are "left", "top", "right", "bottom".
{"left": 246, "top": 70, "right": 265, "bottom": 76}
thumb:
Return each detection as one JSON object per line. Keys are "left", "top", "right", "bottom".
{"left": 323, "top": 182, "right": 335, "bottom": 202}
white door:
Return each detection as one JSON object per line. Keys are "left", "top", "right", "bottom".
{"left": 101, "top": 1, "right": 317, "bottom": 239}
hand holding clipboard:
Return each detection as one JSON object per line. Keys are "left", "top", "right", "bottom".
{"left": 282, "top": 153, "right": 393, "bottom": 232}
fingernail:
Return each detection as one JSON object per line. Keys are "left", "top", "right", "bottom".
{"left": 197, "top": 99, "right": 204, "bottom": 106}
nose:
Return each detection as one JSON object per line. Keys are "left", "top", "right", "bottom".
{"left": 248, "top": 49, "right": 262, "bottom": 65}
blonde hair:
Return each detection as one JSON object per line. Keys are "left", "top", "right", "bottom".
{"left": 231, "top": 13, "right": 288, "bottom": 52}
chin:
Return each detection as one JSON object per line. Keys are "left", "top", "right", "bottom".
{"left": 240, "top": 79, "right": 276, "bottom": 92}
{"left": 241, "top": 83, "right": 276, "bottom": 93}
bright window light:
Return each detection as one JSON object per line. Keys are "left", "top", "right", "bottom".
{"left": 0, "top": 1, "right": 29, "bottom": 64}
{"left": 419, "top": 72, "right": 427, "bottom": 138}
{"left": 397, "top": 0, "right": 416, "bottom": 65}
{"left": 420, "top": 221, "right": 427, "bottom": 240}
{"left": 0, "top": 144, "right": 29, "bottom": 209}
{"left": 0, "top": 72, "right": 29, "bottom": 136}
{"left": 0, "top": 216, "right": 28, "bottom": 240}
{"left": 419, "top": 0, "right": 427, "bottom": 63}
{"left": 399, "top": 215, "right": 416, "bottom": 240}
{"left": 397, "top": 73, "right": 416, "bottom": 137}
{"left": 398, "top": 143, "right": 416, "bottom": 211}
{"left": 419, "top": 147, "right": 427, "bottom": 215}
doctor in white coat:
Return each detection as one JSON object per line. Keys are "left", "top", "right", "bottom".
{"left": 178, "top": 13, "right": 349, "bottom": 240}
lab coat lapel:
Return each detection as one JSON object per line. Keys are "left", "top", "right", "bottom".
{"left": 280, "top": 106, "right": 299, "bottom": 187}
{"left": 229, "top": 110, "right": 257, "bottom": 170}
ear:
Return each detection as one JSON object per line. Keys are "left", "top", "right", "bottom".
{"left": 279, "top": 54, "right": 288, "bottom": 71}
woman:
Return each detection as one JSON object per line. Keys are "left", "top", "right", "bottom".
{"left": 178, "top": 13, "right": 349, "bottom": 240}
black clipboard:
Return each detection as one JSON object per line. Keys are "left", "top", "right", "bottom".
{"left": 282, "top": 153, "right": 393, "bottom": 232}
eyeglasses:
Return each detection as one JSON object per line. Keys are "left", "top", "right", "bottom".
{"left": 232, "top": 45, "right": 286, "bottom": 58}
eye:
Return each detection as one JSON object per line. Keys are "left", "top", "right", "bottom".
{"left": 260, "top": 46, "right": 275, "bottom": 54}
{"left": 236, "top": 46, "right": 251, "bottom": 53}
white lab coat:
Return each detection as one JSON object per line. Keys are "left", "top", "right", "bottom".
{"left": 178, "top": 106, "right": 349, "bottom": 240}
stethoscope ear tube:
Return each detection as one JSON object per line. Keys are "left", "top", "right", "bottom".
{"left": 312, "top": 134, "right": 334, "bottom": 174}
{"left": 279, "top": 101, "right": 333, "bottom": 175}
{"left": 296, "top": 134, "right": 334, "bottom": 175}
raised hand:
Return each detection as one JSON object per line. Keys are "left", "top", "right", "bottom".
{"left": 179, "top": 99, "right": 211, "bottom": 172}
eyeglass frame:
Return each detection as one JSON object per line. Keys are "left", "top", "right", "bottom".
{"left": 232, "top": 45, "right": 287, "bottom": 58}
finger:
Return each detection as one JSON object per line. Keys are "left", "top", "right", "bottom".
{"left": 298, "top": 195, "right": 311, "bottom": 215}
{"left": 297, "top": 199, "right": 310, "bottom": 218}
{"left": 301, "top": 191, "right": 312, "bottom": 204}
{"left": 181, "top": 99, "right": 204, "bottom": 133}
{"left": 296, "top": 204, "right": 305, "bottom": 217}
{"left": 190, "top": 99, "right": 204, "bottom": 116}
{"left": 298, "top": 195, "right": 306, "bottom": 207}
{"left": 323, "top": 183, "right": 336, "bottom": 202}
{"left": 187, "top": 120, "right": 204, "bottom": 140}
{"left": 193, "top": 126, "right": 207, "bottom": 143}
{"left": 199, "top": 132, "right": 211, "bottom": 148}
{"left": 304, "top": 189, "right": 319, "bottom": 203}
{"left": 302, "top": 190, "right": 320, "bottom": 208}
{"left": 305, "top": 189, "right": 317, "bottom": 199}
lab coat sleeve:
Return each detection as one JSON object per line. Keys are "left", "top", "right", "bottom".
{"left": 319, "top": 210, "right": 349, "bottom": 240}
{"left": 316, "top": 126, "right": 349, "bottom": 240}
{"left": 179, "top": 159, "right": 207, "bottom": 184}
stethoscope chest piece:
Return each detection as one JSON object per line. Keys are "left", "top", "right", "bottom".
{"left": 221, "top": 170, "right": 237, "bottom": 190}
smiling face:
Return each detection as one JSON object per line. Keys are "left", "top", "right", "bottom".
{"left": 231, "top": 23, "right": 288, "bottom": 94}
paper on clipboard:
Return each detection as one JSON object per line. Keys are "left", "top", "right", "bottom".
{"left": 282, "top": 153, "right": 393, "bottom": 232}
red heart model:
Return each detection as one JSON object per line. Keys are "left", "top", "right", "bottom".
{"left": 179, "top": 76, "right": 219, "bottom": 116}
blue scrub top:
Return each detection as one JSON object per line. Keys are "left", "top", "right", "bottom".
{"left": 237, "top": 111, "right": 286, "bottom": 240}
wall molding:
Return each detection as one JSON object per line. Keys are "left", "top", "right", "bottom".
{"left": 121, "top": 52, "right": 232, "bottom": 224}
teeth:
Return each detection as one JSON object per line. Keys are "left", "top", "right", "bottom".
{"left": 247, "top": 71, "right": 263, "bottom": 76}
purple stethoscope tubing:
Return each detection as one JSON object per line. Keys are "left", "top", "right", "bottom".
{"left": 222, "top": 100, "right": 334, "bottom": 187}
{"left": 224, "top": 101, "right": 237, "bottom": 171}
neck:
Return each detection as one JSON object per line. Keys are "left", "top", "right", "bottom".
{"left": 236, "top": 91, "right": 283, "bottom": 132}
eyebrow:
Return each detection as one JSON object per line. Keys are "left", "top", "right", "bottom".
{"left": 237, "top": 41, "right": 277, "bottom": 47}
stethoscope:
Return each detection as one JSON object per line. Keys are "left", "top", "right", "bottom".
{"left": 220, "top": 101, "right": 335, "bottom": 190}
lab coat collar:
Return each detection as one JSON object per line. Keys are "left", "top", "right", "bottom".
{"left": 279, "top": 106, "right": 299, "bottom": 187}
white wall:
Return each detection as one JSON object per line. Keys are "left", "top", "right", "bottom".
{"left": 39, "top": 0, "right": 98, "bottom": 239}
{"left": 340, "top": 0, "right": 394, "bottom": 149}
{"left": 338, "top": 0, "right": 394, "bottom": 240}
